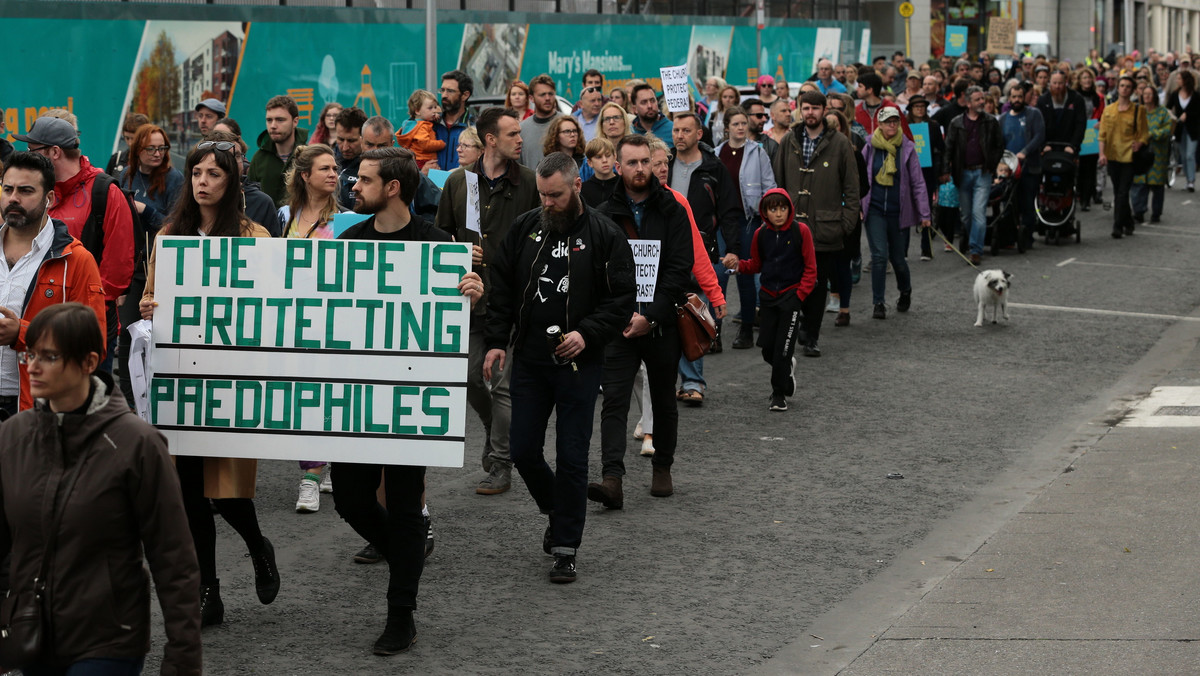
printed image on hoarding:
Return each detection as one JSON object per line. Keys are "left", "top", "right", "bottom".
{"left": 459, "top": 23, "right": 529, "bottom": 96}
{"left": 120, "top": 20, "right": 246, "bottom": 161}
{"left": 686, "top": 26, "right": 733, "bottom": 95}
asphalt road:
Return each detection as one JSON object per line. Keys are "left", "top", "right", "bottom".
{"left": 144, "top": 182, "right": 1200, "bottom": 675}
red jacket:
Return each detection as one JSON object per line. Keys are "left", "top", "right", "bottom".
{"left": 664, "top": 185, "right": 726, "bottom": 307}
{"left": 15, "top": 220, "right": 107, "bottom": 410}
{"left": 855, "top": 101, "right": 912, "bottom": 139}
{"left": 48, "top": 156, "right": 134, "bottom": 301}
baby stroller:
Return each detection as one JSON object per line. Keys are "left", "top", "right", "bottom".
{"left": 987, "top": 151, "right": 1022, "bottom": 255}
{"left": 1036, "top": 142, "right": 1081, "bottom": 245}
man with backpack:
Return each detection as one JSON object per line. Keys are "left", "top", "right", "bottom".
{"left": 16, "top": 117, "right": 135, "bottom": 374}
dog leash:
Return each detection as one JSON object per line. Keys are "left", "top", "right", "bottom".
{"left": 925, "top": 225, "right": 981, "bottom": 271}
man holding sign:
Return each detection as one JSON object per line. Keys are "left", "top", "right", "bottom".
{"left": 437, "top": 108, "right": 539, "bottom": 495}
{"left": 483, "top": 152, "right": 635, "bottom": 583}
{"left": 340, "top": 146, "right": 484, "bottom": 654}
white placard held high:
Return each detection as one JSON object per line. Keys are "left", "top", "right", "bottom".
{"left": 659, "top": 64, "right": 691, "bottom": 113}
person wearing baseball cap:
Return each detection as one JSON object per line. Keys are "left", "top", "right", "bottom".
{"left": 19, "top": 116, "right": 135, "bottom": 375}
{"left": 194, "top": 98, "right": 227, "bottom": 135}
{"left": 897, "top": 71, "right": 923, "bottom": 108}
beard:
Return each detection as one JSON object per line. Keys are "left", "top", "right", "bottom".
{"left": 804, "top": 117, "right": 823, "bottom": 130}
{"left": 540, "top": 191, "right": 582, "bottom": 234}
{"left": 353, "top": 191, "right": 387, "bottom": 215}
{"left": 441, "top": 97, "right": 462, "bottom": 116}
{"left": 1010, "top": 101, "right": 1025, "bottom": 112}
{"left": 3, "top": 201, "right": 47, "bottom": 231}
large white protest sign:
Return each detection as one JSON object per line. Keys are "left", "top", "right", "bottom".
{"left": 630, "top": 239, "right": 662, "bottom": 303}
{"left": 149, "top": 236, "right": 472, "bottom": 467}
{"left": 659, "top": 64, "right": 691, "bottom": 113}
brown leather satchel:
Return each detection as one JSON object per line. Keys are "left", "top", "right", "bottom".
{"left": 676, "top": 293, "right": 717, "bottom": 361}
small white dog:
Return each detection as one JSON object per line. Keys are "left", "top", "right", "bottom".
{"left": 974, "top": 270, "right": 1012, "bottom": 327}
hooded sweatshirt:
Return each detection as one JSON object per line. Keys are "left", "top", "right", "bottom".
{"left": 736, "top": 188, "right": 817, "bottom": 304}
{"left": 396, "top": 119, "right": 447, "bottom": 165}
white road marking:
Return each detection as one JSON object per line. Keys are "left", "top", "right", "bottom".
{"left": 1056, "top": 257, "right": 1076, "bottom": 267}
{"left": 1182, "top": 200, "right": 1193, "bottom": 205}
{"left": 1008, "top": 302, "right": 1200, "bottom": 322}
{"left": 1120, "top": 387, "right": 1200, "bottom": 427}
{"left": 1129, "top": 230, "right": 1200, "bottom": 239}
{"left": 1060, "top": 260, "right": 1200, "bottom": 274}
{"left": 1140, "top": 223, "right": 1197, "bottom": 234}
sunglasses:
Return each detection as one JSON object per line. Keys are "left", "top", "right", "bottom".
{"left": 582, "top": 86, "right": 603, "bottom": 95}
{"left": 198, "top": 141, "right": 238, "bottom": 152}
{"left": 750, "top": 113, "right": 769, "bottom": 119}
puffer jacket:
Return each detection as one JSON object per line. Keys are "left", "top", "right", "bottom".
{"left": 0, "top": 373, "right": 201, "bottom": 674}
{"left": 772, "top": 127, "right": 861, "bottom": 252}
{"left": 715, "top": 139, "right": 777, "bottom": 222}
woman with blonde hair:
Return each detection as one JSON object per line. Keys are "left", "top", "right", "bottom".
{"left": 279, "top": 144, "right": 342, "bottom": 240}
{"left": 598, "top": 101, "right": 631, "bottom": 147}
{"left": 710, "top": 85, "right": 742, "bottom": 144}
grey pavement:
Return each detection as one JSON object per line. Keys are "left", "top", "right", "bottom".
{"left": 757, "top": 228, "right": 1200, "bottom": 672}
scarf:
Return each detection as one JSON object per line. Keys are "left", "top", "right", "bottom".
{"left": 870, "top": 127, "right": 904, "bottom": 187}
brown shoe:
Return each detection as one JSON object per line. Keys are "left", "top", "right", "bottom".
{"left": 586, "top": 475, "right": 623, "bottom": 509}
{"left": 834, "top": 312, "right": 850, "bottom": 327}
{"left": 650, "top": 466, "right": 673, "bottom": 497}
{"left": 970, "top": 254, "right": 981, "bottom": 266}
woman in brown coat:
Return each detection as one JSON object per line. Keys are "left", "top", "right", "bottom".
{"left": 0, "top": 303, "right": 201, "bottom": 675}
{"left": 140, "top": 140, "right": 279, "bottom": 627}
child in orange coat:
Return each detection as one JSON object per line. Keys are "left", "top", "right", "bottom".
{"left": 396, "top": 89, "right": 446, "bottom": 169}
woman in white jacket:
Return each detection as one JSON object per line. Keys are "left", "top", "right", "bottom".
{"left": 715, "top": 105, "right": 776, "bottom": 349}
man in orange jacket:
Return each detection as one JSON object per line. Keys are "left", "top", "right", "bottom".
{"left": 0, "top": 151, "right": 106, "bottom": 416}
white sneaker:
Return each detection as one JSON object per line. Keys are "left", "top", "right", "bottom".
{"left": 789, "top": 357, "right": 797, "bottom": 397}
{"left": 296, "top": 479, "right": 320, "bottom": 513}
{"left": 640, "top": 434, "right": 655, "bottom": 457}
{"left": 319, "top": 472, "right": 333, "bottom": 493}
{"left": 825, "top": 296, "right": 839, "bottom": 313}
{"left": 633, "top": 420, "right": 644, "bottom": 440}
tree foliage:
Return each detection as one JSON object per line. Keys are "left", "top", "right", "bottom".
{"left": 133, "top": 31, "right": 181, "bottom": 126}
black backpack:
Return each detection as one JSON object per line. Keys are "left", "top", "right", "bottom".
{"left": 85, "top": 173, "right": 151, "bottom": 282}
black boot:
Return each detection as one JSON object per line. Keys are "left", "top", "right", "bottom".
{"left": 732, "top": 323, "right": 754, "bottom": 349}
{"left": 247, "top": 536, "right": 280, "bottom": 605}
{"left": 200, "top": 581, "right": 224, "bottom": 627}
{"left": 373, "top": 605, "right": 417, "bottom": 656}
{"left": 710, "top": 322, "right": 723, "bottom": 354}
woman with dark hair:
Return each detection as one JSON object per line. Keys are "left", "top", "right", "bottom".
{"left": 139, "top": 141, "right": 279, "bottom": 628}
{"left": 310, "top": 102, "right": 342, "bottom": 146}
{"left": 212, "top": 117, "right": 242, "bottom": 138}
{"left": 986, "top": 67, "right": 1004, "bottom": 87}
{"left": 1133, "top": 84, "right": 1173, "bottom": 223}
{"left": 824, "top": 109, "right": 868, "bottom": 327}
{"left": 506, "top": 80, "right": 534, "bottom": 119}
{"left": 542, "top": 116, "right": 585, "bottom": 170}
{"left": 1167, "top": 69, "right": 1200, "bottom": 192}
{"left": 1075, "top": 68, "right": 1105, "bottom": 208}
{"left": 119, "top": 124, "right": 183, "bottom": 233}
{"left": 0, "top": 303, "right": 201, "bottom": 675}
{"left": 905, "top": 96, "right": 944, "bottom": 261}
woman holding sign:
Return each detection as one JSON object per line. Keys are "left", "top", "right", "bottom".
{"left": 139, "top": 140, "right": 280, "bottom": 628}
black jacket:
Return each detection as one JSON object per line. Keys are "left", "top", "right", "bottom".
{"left": 1036, "top": 89, "right": 1088, "bottom": 151}
{"left": 596, "top": 177, "right": 694, "bottom": 328}
{"left": 668, "top": 144, "right": 741, "bottom": 262}
{"left": 933, "top": 99, "right": 966, "bottom": 130}
{"left": 484, "top": 206, "right": 636, "bottom": 362}
{"left": 242, "top": 178, "right": 280, "bottom": 237}
{"left": 945, "top": 112, "right": 1005, "bottom": 181}
{"left": 1167, "top": 90, "right": 1200, "bottom": 140}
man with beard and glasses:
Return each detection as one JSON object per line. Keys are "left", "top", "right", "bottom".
{"left": 0, "top": 151, "right": 105, "bottom": 417}
{"left": 590, "top": 134, "right": 693, "bottom": 508}
{"left": 432, "top": 69, "right": 475, "bottom": 171}
{"left": 437, "top": 107, "right": 539, "bottom": 495}
{"left": 1001, "top": 81, "right": 1045, "bottom": 250}
{"left": 336, "top": 146, "right": 483, "bottom": 655}
{"left": 743, "top": 98, "right": 780, "bottom": 161}
{"left": 483, "top": 152, "right": 635, "bottom": 584}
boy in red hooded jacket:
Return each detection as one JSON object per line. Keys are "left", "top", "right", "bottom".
{"left": 726, "top": 188, "right": 816, "bottom": 412}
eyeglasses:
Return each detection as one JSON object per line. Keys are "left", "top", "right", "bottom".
{"left": 456, "top": 143, "right": 480, "bottom": 151}
{"left": 27, "top": 145, "right": 52, "bottom": 154}
{"left": 142, "top": 145, "right": 171, "bottom": 155}
{"left": 197, "top": 141, "right": 238, "bottom": 152}
{"left": 17, "top": 351, "right": 62, "bottom": 366}
{"left": 602, "top": 115, "right": 624, "bottom": 124}
{"left": 559, "top": 129, "right": 579, "bottom": 136}
{"left": 438, "top": 88, "right": 460, "bottom": 95}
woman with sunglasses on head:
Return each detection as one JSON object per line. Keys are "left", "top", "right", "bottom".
{"left": 139, "top": 140, "right": 279, "bottom": 628}
{"left": 0, "top": 303, "right": 201, "bottom": 675}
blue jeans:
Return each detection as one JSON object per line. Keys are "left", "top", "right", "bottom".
{"left": 25, "top": 657, "right": 145, "bottom": 676}
{"left": 957, "top": 168, "right": 991, "bottom": 255}
{"left": 865, "top": 210, "right": 912, "bottom": 305}
{"left": 509, "top": 356, "right": 603, "bottom": 555}
{"left": 1183, "top": 128, "right": 1197, "bottom": 184}
{"left": 679, "top": 291, "right": 710, "bottom": 392}
{"left": 736, "top": 215, "right": 761, "bottom": 324}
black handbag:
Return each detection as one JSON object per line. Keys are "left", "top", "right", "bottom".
{"left": 0, "top": 449, "right": 89, "bottom": 667}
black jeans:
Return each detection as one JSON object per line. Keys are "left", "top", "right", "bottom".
{"left": 1107, "top": 161, "right": 1136, "bottom": 233}
{"left": 0, "top": 396, "right": 17, "bottom": 423}
{"left": 175, "top": 456, "right": 265, "bottom": 585}
{"left": 757, "top": 293, "right": 804, "bottom": 397}
{"left": 1078, "top": 154, "right": 1099, "bottom": 204}
{"left": 599, "top": 325, "right": 681, "bottom": 478}
{"left": 509, "top": 356, "right": 603, "bottom": 555}
{"left": 799, "top": 250, "right": 840, "bottom": 345}
{"left": 333, "top": 462, "right": 425, "bottom": 608}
